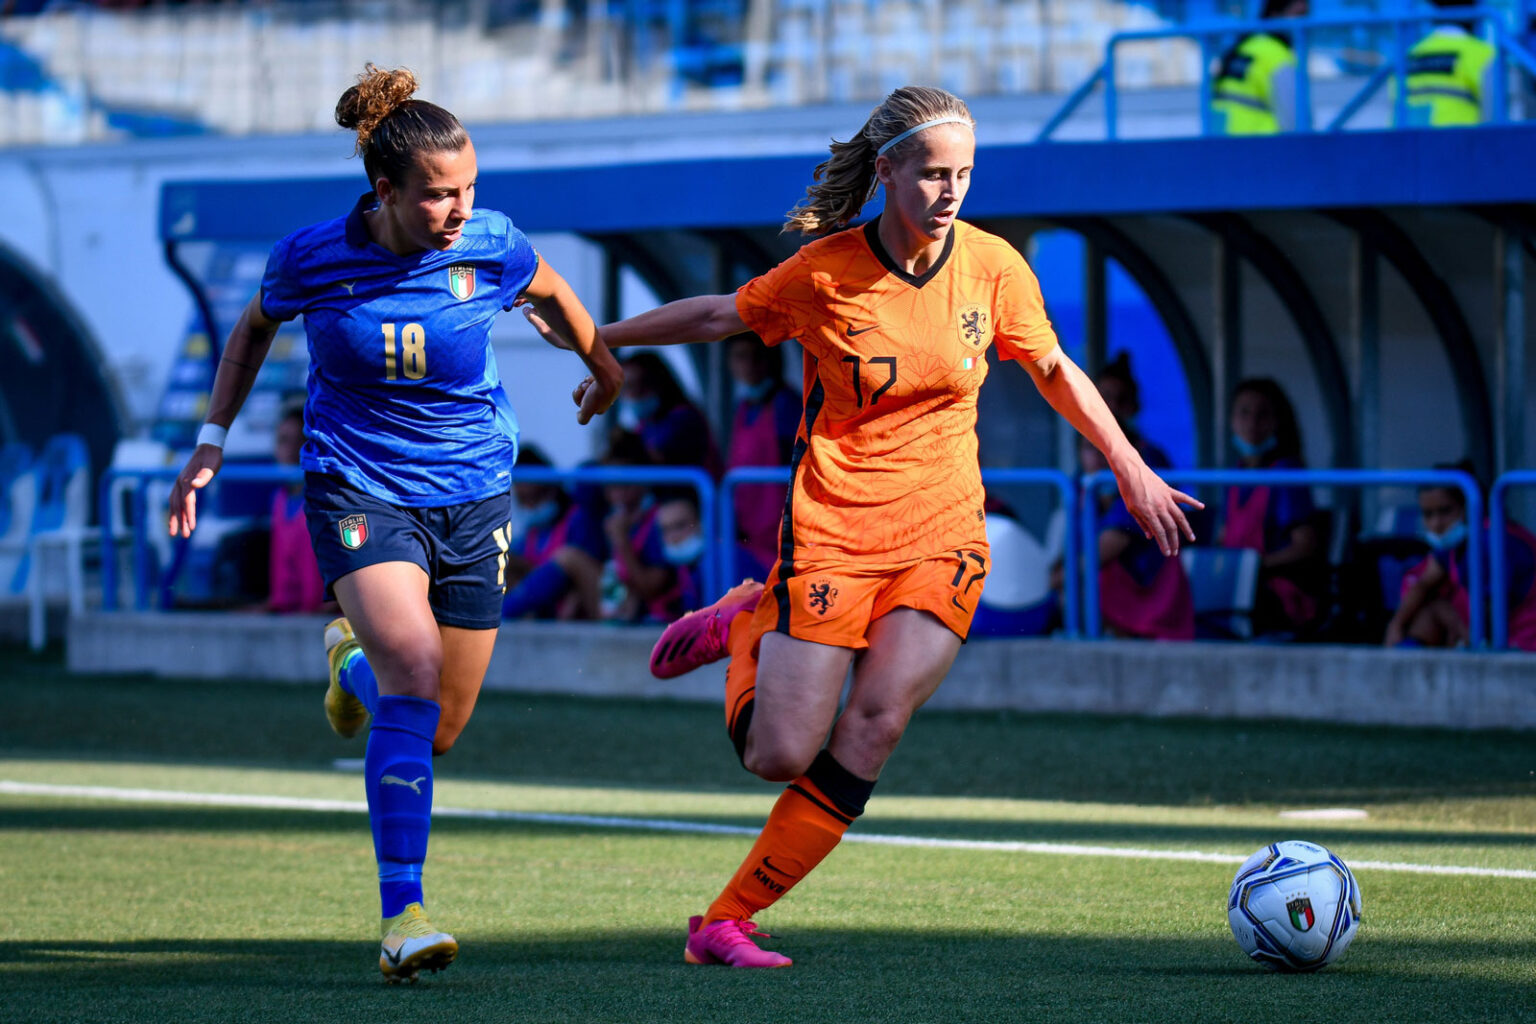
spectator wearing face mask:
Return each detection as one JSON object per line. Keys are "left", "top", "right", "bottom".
{"left": 1094, "top": 351, "right": 1171, "bottom": 471}
{"left": 266, "top": 401, "right": 335, "bottom": 614}
{"left": 1385, "top": 465, "right": 1536, "bottom": 650}
{"left": 1076, "top": 434, "right": 1193, "bottom": 641}
{"left": 501, "top": 445, "right": 604, "bottom": 620}
{"left": 616, "top": 351, "right": 722, "bottom": 477}
{"left": 1219, "top": 377, "right": 1327, "bottom": 636}
{"left": 725, "top": 333, "right": 801, "bottom": 569}
{"left": 655, "top": 490, "right": 768, "bottom": 613}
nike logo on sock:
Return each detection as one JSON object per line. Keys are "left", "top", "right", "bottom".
{"left": 761, "top": 856, "right": 800, "bottom": 879}
{"left": 381, "top": 775, "right": 425, "bottom": 795}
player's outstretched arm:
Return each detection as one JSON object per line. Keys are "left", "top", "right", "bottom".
{"left": 1022, "top": 346, "right": 1202, "bottom": 556}
{"left": 167, "top": 293, "right": 280, "bottom": 538}
{"left": 521, "top": 261, "right": 624, "bottom": 425}
{"left": 599, "top": 293, "right": 748, "bottom": 349}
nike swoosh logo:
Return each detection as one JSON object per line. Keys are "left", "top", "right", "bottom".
{"left": 951, "top": 595, "right": 968, "bottom": 611}
{"left": 381, "top": 775, "right": 425, "bottom": 795}
{"left": 846, "top": 324, "right": 877, "bottom": 336}
{"left": 382, "top": 943, "right": 404, "bottom": 966}
{"left": 761, "top": 856, "right": 800, "bottom": 879}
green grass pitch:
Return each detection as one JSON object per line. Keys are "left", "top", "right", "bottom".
{"left": 1, "top": 651, "right": 1533, "bottom": 1023}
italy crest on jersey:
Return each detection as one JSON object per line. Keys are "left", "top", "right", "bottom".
{"left": 339, "top": 514, "right": 369, "bottom": 550}
{"left": 448, "top": 264, "right": 476, "bottom": 301}
{"left": 957, "top": 303, "right": 990, "bottom": 347}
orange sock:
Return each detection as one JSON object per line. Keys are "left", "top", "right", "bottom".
{"left": 723, "top": 609, "right": 757, "bottom": 759}
{"left": 704, "top": 751, "right": 876, "bottom": 925}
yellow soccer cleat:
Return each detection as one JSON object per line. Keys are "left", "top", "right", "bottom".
{"left": 323, "top": 616, "right": 369, "bottom": 739}
{"left": 379, "top": 903, "right": 458, "bottom": 983}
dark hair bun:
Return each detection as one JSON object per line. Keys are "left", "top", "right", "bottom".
{"left": 335, "top": 64, "right": 418, "bottom": 152}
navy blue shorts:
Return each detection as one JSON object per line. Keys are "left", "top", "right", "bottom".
{"left": 304, "top": 474, "right": 513, "bottom": 630}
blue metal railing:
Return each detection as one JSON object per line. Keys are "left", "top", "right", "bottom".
{"left": 102, "top": 460, "right": 1528, "bottom": 652}
{"left": 716, "top": 466, "right": 1081, "bottom": 637}
{"left": 1078, "top": 468, "right": 1487, "bottom": 646}
{"left": 100, "top": 464, "right": 720, "bottom": 612}
{"left": 1489, "top": 469, "right": 1536, "bottom": 650}
{"left": 1039, "top": 7, "right": 1536, "bottom": 142}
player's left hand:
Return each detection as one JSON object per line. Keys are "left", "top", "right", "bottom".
{"left": 1116, "top": 461, "right": 1201, "bottom": 557}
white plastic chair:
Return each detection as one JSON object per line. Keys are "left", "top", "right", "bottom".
{"left": 0, "top": 443, "right": 36, "bottom": 595}
{"left": 22, "top": 433, "right": 91, "bottom": 650}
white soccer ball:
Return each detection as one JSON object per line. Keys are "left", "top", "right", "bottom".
{"left": 1227, "top": 840, "right": 1362, "bottom": 972}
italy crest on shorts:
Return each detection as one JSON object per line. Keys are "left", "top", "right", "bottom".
{"left": 957, "top": 303, "right": 990, "bottom": 347}
{"left": 339, "top": 514, "right": 369, "bottom": 550}
{"left": 448, "top": 264, "right": 476, "bottom": 301}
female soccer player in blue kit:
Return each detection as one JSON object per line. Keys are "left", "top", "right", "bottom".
{"left": 167, "top": 65, "right": 623, "bottom": 983}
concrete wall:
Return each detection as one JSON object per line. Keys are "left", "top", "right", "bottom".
{"left": 66, "top": 612, "right": 1536, "bottom": 732}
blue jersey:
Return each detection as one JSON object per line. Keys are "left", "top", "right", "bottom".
{"left": 261, "top": 193, "right": 540, "bottom": 507}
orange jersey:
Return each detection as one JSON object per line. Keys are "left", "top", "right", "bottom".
{"left": 735, "top": 218, "right": 1059, "bottom": 569}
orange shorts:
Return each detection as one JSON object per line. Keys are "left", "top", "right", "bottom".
{"left": 745, "top": 550, "right": 988, "bottom": 652}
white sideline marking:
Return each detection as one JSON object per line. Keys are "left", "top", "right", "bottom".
{"left": 4, "top": 780, "right": 1534, "bottom": 881}
{"left": 1279, "top": 808, "right": 1370, "bottom": 821}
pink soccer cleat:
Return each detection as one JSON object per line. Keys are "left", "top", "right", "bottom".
{"left": 683, "top": 915, "right": 792, "bottom": 968}
{"left": 650, "top": 579, "right": 763, "bottom": 679}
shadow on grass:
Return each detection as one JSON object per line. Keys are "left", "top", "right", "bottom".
{"left": 5, "top": 665, "right": 1536, "bottom": 808}
{"left": 0, "top": 931, "right": 1532, "bottom": 1024}
{"left": 2, "top": 804, "right": 1532, "bottom": 855}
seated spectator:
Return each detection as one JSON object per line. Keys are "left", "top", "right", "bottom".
{"left": 618, "top": 351, "right": 722, "bottom": 476}
{"left": 500, "top": 445, "right": 603, "bottom": 620}
{"left": 1219, "top": 377, "right": 1327, "bottom": 636}
{"left": 267, "top": 404, "right": 333, "bottom": 614}
{"left": 656, "top": 488, "right": 769, "bottom": 613}
{"left": 1075, "top": 435, "right": 1194, "bottom": 640}
{"left": 1095, "top": 351, "right": 1171, "bottom": 469}
{"left": 725, "top": 333, "right": 800, "bottom": 569}
{"left": 549, "top": 432, "right": 681, "bottom": 623}
{"left": 1385, "top": 466, "right": 1536, "bottom": 650}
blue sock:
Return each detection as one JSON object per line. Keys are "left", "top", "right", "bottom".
{"left": 340, "top": 650, "right": 380, "bottom": 715}
{"left": 365, "top": 694, "right": 440, "bottom": 919}
{"left": 502, "top": 561, "right": 570, "bottom": 618}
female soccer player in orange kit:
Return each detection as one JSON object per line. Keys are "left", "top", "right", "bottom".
{"left": 560, "top": 85, "right": 1199, "bottom": 967}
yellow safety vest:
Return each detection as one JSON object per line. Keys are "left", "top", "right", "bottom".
{"left": 1402, "top": 30, "right": 1495, "bottom": 126}
{"left": 1212, "top": 33, "right": 1295, "bottom": 135}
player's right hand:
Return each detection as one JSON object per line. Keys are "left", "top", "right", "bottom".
{"left": 523, "top": 305, "right": 573, "bottom": 350}
{"left": 574, "top": 350, "right": 623, "bottom": 425}
{"left": 168, "top": 445, "right": 223, "bottom": 538}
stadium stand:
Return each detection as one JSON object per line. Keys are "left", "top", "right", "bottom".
{"left": 12, "top": 0, "right": 1525, "bottom": 145}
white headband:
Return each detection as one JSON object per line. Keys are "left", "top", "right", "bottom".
{"left": 875, "top": 116, "right": 972, "bottom": 157}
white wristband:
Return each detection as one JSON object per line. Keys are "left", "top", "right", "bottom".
{"left": 196, "top": 422, "right": 228, "bottom": 450}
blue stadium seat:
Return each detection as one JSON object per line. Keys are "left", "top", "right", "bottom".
{"left": 1179, "top": 545, "right": 1260, "bottom": 640}
{"left": 1370, "top": 502, "right": 1422, "bottom": 539}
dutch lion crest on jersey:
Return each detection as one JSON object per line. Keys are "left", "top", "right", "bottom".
{"left": 957, "top": 303, "right": 990, "bottom": 347}
{"left": 448, "top": 264, "right": 476, "bottom": 301}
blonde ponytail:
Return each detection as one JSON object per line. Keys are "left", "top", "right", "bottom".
{"left": 784, "top": 86, "right": 974, "bottom": 236}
